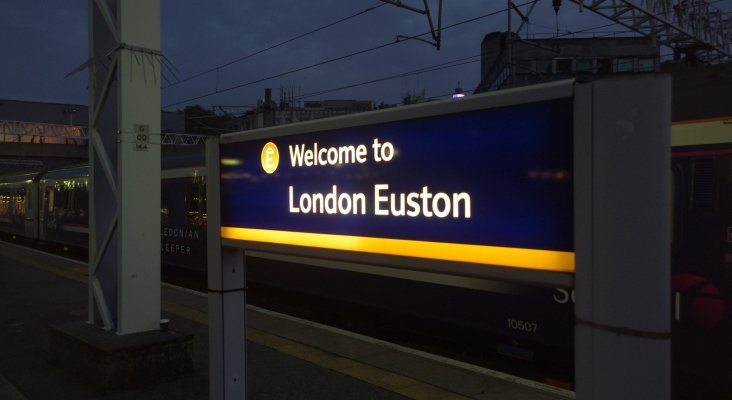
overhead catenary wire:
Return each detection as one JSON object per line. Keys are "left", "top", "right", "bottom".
{"left": 298, "top": 56, "right": 481, "bottom": 100}
{"left": 214, "top": 54, "right": 481, "bottom": 114}
{"left": 163, "top": 40, "right": 399, "bottom": 109}
{"left": 162, "top": 2, "right": 387, "bottom": 90}
{"left": 201, "top": 18, "right": 643, "bottom": 115}
{"left": 163, "top": 0, "right": 541, "bottom": 109}
{"left": 292, "top": 19, "right": 645, "bottom": 103}
{"left": 197, "top": 21, "right": 634, "bottom": 113}
{"left": 165, "top": 1, "right": 644, "bottom": 110}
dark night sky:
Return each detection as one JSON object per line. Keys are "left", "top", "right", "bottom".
{"left": 1, "top": 1, "right": 730, "bottom": 114}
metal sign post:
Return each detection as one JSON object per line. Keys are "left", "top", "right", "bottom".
{"left": 207, "top": 136, "right": 246, "bottom": 400}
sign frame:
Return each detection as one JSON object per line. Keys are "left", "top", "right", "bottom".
{"left": 218, "top": 80, "right": 576, "bottom": 289}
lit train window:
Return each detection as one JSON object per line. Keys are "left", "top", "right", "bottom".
{"left": 185, "top": 178, "right": 207, "bottom": 226}
{"left": 45, "top": 188, "right": 54, "bottom": 212}
{"left": 13, "top": 189, "right": 25, "bottom": 216}
{"left": 0, "top": 192, "right": 9, "bottom": 217}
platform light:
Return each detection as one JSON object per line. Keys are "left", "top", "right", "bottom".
{"left": 221, "top": 158, "right": 242, "bottom": 166}
{"left": 452, "top": 83, "right": 465, "bottom": 99}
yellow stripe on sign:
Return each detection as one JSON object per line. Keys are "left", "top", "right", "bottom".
{"left": 221, "top": 227, "right": 575, "bottom": 273}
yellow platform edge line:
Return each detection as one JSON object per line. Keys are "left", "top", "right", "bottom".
{"left": 221, "top": 227, "right": 575, "bottom": 273}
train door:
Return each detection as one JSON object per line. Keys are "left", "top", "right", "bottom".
{"left": 723, "top": 153, "right": 732, "bottom": 316}
{"left": 13, "top": 187, "right": 27, "bottom": 236}
{"left": 39, "top": 182, "right": 50, "bottom": 240}
{"left": 671, "top": 150, "right": 732, "bottom": 396}
{"left": 23, "top": 183, "right": 37, "bottom": 239}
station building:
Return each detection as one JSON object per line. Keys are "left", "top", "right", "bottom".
{"left": 225, "top": 88, "right": 373, "bottom": 132}
{"left": 474, "top": 31, "right": 732, "bottom": 121}
{"left": 474, "top": 32, "right": 661, "bottom": 93}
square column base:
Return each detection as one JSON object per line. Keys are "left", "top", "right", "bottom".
{"left": 49, "top": 321, "right": 193, "bottom": 392}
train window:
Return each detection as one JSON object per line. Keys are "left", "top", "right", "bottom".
{"left": 597, "top": 58, "right": 612, "bottom": 73}
{"left": 47, "top": 180, "right": 88, "bottom": 224}
{"left": 536, "top": 59, "right": 552, "bottom": 75}
{"left": 576, "top": 59, "right": 593, "bottom": 74}
{"left": 691, "top": 158, "right": 714, "bottom": 211}
{"left": 53, "top": 186, "right": 68, "bottom": 210}
{"left": 74, "top": 186, "right": 88, "bottom": 206}
{"left": 73, "top": 185, "right": 89, "bottom": 222}
{"left": 614, "top": 58, "right": 635, "bottom": 72}
{"left": 45, "top": 188, "right": 54, "bottom": 213}
{"left": 13, "top": 189, "right": 25, "bottom": 215}
{"left": 0, "top": 192, "right": 9, "bottom": 217}
{"left": 556, "top": 58, "right": 573, "bottom": 74}
{"left": 185, "top": 178, "right": 206, "bottom": 225}
{"left": 638, "top": 58, "right": 656, "bottom": 72}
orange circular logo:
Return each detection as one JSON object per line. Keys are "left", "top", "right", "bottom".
{"left": 261, "top": 142, "right": 279, "bottom": 174}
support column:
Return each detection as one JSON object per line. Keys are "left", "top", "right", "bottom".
{"left": 88, "top": 0, "right": 161, "bottom": 334}
{"left": 116, "top": 0, "right": 162, "bottom": 335}
{"left": 49, "top": 2, "right": 192, "bottom": 390}
{"left": 574, "top": 75, "right": 671, "bottom": 399}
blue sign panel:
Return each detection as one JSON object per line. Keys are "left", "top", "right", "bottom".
{"left": 220, "top": 98, "right": 574, "bottom": 272}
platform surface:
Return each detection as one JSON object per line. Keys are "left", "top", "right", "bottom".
{"left": 0, "top": 243, "right": 573, "bottom": 399}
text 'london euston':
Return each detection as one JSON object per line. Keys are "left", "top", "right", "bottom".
{"left": 266, "top": 139, "right": 473, "bottom": 218}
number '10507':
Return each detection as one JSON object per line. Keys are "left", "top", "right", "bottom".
{"left": 506, "top": 319, "right": 538, "bottom": 333}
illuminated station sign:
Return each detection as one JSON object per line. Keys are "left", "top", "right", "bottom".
{"left": 219, "top": 89, "right": 575, "bottom": 274}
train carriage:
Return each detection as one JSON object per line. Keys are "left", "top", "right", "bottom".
{"left": 0, "top": 172, "right": 37, "bottom": 239}
{"left": 0, "top": 160, "right": 207, "bottom": 270}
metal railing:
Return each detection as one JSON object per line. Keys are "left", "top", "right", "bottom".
{"left": 0, "top": 120, "right": 207, "bottom": 147}
{"left": 160, "top": 133, "right": 207, "bottom": 146}
{"left": 569, "top": 0, "right": 732, "bottom": 63}
{"left": 0, "top": 120, "right": 88, "bottom": 145}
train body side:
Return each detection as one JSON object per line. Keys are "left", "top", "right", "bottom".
{"left": 161, "top": 167, "right": 207, "bottom": 270}
{"left": 0, "top": 163, "right": 208, "bottom": 271}
{"left": 670, "top": 117, "right": 732, "bottom": 390}
{"left": 0, "top": 172, "right": 38, "bottom": 239}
